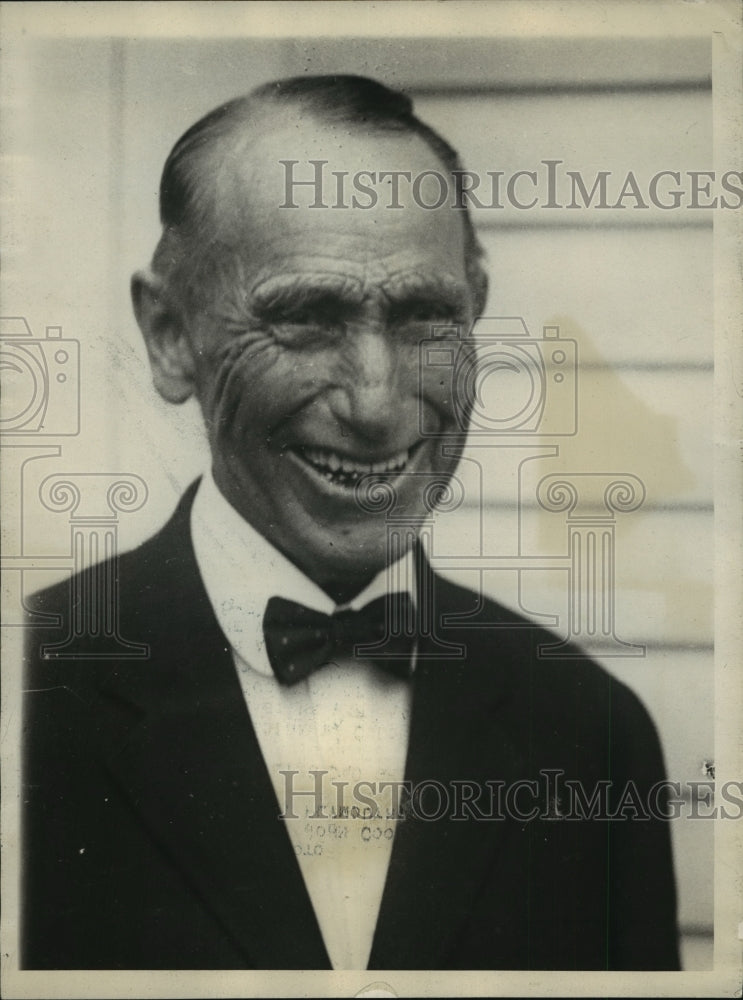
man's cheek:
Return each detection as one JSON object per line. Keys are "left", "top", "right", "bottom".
{"left": 420, "top": 369, "right": 462, "bottom": 431}
{"left": 207, "top": 328, "right": 283, "bottom": 378}
{"left": 204, "top": 339, "right": 284, "bottom": 422}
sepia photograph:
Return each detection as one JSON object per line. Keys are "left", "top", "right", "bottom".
{"left": 1, "top": 2, "right": 741, "bottom": 997}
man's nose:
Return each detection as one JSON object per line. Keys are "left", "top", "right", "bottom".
{"left": 333, "top": 326, "right": 415, "bottom": 441}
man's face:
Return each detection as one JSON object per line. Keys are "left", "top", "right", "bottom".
{"left": 172, "top": 118, "right": 474, "bottom": 596}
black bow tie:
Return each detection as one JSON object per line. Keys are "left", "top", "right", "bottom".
{"left": 263, "top": 594, "right": 415, "bottom": 686}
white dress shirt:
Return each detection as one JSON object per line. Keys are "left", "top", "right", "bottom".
{"left": 190, "top": 472, "right": 415, "bottom": 970}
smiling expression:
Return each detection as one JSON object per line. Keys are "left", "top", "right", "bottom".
{"left": 139, "top": 116, "right": 477, "bottom": 598}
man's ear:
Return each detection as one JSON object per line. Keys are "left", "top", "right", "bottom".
{"left": 131, "top": 268, "right": 197, "bottom": 404}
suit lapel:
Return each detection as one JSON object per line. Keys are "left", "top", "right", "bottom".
{"left": 94, "top": 489, "right": 331, "bottom": 969}
{"left": 369, "top": 574, "right": 529, "bottom": 969}
{"left": 90, "top": 488, "right": 532, "bottom": 970}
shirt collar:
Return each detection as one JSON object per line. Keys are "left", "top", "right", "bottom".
{"left": 190, "top": 471, "right": 417, "bottom": 677}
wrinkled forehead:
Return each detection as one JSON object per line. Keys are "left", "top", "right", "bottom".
{"left": 201, "top": 111, "right": 469, "bottom": 272}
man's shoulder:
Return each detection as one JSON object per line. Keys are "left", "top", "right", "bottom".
{"left": 27, "top": 481, "right": 199, "bottom": 618}
{"left": 23, "top": 481, "right": 213, "bottom": 683}
{"left": 432, "top": 568, "right": 605, "bottom": 673}
{"left": 433, "top": 572, "right": 658, "bottom": 745}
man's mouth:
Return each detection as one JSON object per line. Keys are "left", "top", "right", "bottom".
{"left": 291, "top": 444, "right": 417, "bottom": 491}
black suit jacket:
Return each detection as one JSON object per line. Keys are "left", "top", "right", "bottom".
{"left": 22, "top": 485, "right": 680, "bottom": 970}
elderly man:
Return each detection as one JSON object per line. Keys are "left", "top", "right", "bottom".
{"left": 22, "top": 75, "right": 680, "bottom": 971}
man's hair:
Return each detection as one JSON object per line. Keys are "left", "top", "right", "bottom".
{"left": 153, "top": 74, "right": 488, "bottom": 314}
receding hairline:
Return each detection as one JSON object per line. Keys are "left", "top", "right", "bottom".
{"left": 152, "top": 75, "right": 489, "bottom": 313}
{"left": 160, "top": 77, "right": 460, "bottom": 225}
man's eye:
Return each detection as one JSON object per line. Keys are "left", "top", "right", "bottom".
{"left": 272, "top": 302, "right": 343, "bottom": 326}
{"left": 266, "top": 309, "right": 345, "bottom": 345}
{"left": 281, "top": 309, "right": 321, "bottom": 326}
{"left": 391, "top": 302, "right": 461, "bottom": 326}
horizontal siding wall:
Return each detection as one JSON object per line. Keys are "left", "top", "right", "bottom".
{"left": 413, "top": 58, "right": 713, "bottom": 956}
{"left": 18, "top": 35, "right": 714, "bottom": 964}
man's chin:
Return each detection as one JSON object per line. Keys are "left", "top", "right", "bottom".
{"left": 311, "top": 548, "right": 392, "bottom": 601}
{"left": 293, "top": 529, "right": 416, "bottom": 604}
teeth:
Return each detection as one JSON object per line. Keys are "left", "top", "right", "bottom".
{"left": 299, "top": 446, "right": 412, "bottom": 478}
